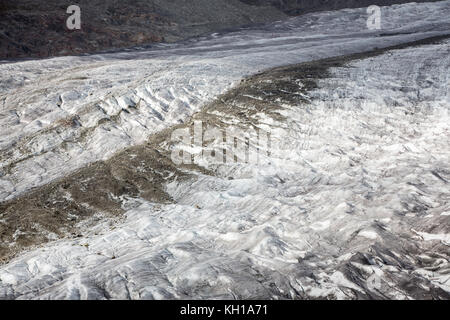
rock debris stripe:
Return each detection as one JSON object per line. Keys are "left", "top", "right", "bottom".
{"left": 0, "top": 34, "right": 448, "bottom": 269}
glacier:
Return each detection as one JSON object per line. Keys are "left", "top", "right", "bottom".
{"left": 0, "top": 1, "right": 449, "bottom": 299}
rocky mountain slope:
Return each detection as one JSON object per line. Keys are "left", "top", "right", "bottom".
{"left": 0, "top": 0, "right": 442, "bottom": 60}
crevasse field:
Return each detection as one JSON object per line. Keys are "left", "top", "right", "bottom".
{"left": 0, "top": 1, "right": 449, "bottom": 299}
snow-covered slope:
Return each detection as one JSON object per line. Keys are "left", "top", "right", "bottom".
{"left": 1, "top": 37, "right": 449, "bottom": 300}
{"left": 0, "top": 1, "right": 449, "bottom": 299}
{"left": 1, "top": 1, "right": 449, "bottom": 201}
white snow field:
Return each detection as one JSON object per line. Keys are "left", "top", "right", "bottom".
{"left": 0, "top": 1, "right": 449, "bottom": 299}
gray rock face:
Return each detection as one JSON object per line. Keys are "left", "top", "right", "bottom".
{"left": 0, "top": 0, "right": 284, "bottom": 60}
{"left": 0, "top": 0, "right": 442, "bottom": 60}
